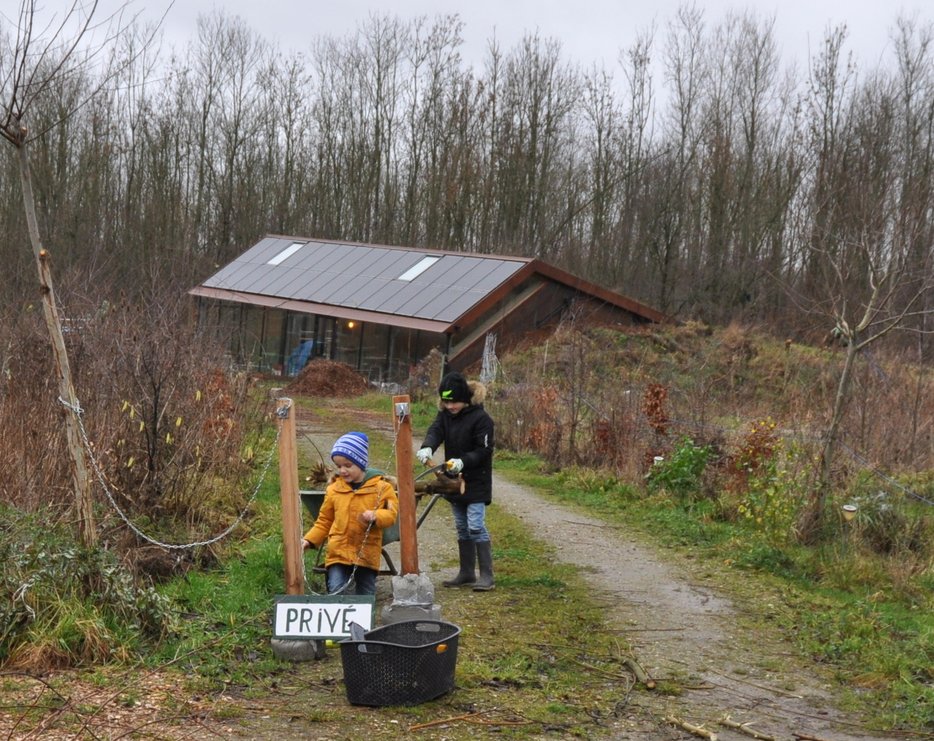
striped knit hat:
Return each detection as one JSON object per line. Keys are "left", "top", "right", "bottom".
{"left": 331, "top": 432, "right": 369, "bottom": 471}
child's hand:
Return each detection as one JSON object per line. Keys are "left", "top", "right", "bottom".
{"left": 358, "top": 510, "right": 377, "bottom": 525}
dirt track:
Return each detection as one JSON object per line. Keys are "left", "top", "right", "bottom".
{"left": 470, "top": 473, "right": 898, "bottom": 741}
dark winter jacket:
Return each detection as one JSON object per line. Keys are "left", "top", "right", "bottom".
{"left": 420, "top": 380, "right": 494, "bottom": 505}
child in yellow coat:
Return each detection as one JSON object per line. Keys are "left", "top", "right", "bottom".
{"left": 302, "top": 432, "right": 399, "bottom": 595}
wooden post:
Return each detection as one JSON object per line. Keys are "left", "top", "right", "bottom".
{"left": 277, "top": 398, "right": 305, "bottom": 595}
{"left": 392, "top": 395, "right": 418, "bottom": 575}
{"left": 18, "top": 134, "right": 96, "bottom": 547}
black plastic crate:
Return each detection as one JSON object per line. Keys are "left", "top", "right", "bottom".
{"left": 339, "top": 620, "right": 461, "bottom": 706}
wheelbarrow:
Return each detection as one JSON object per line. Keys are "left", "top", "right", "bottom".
{"left": 299, "top": 469, "right": 456, "bottom": 577}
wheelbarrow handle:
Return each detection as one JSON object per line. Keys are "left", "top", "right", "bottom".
{"left": 416, "top": 492, "right": 442, "bottom": 529}
{"left": 414, "top": 461, "right": 453, "bottom": 481}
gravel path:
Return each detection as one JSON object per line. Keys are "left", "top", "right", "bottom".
{"left": 486, "top": 474, "right": 898, "bottom": 741}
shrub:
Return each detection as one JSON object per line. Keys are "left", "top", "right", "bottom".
{"left": 0, "top": 287, "right": 267, "bottom": 577}
{"left": 0, "top": 505, "right": 175, "bottom": 670}
{"left": 718, "top": 418, "right": 808, "bottom": 543}
{"left": 740, "top": 445, "right": 810, "bottom": 544}
{"left": 839, "top": 486, "right": 932, "bottom": 558}
{"left": 645, "top": 437, "right": 712, "bottom": 502}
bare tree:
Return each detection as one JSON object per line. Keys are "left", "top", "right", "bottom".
{"left": 651, "top": 4, "right": 707, "bottom": 315}
{"left": 0, "top": 0, "right": 153, "bottom": 546}
{"left": 399, "top": 14, "right": 467, "bottom": 246}
{"left": 795, "top": 21, "right": 934, "bottom": 541}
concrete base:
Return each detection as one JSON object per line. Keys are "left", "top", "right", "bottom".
{"left": 381, "top": 572, "right": 442, "bottom": 623}
{"left": 270, "top": 638, "right": 327, "bottom": 661}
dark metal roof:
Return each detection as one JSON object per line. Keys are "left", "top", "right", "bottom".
{"left": 190, "top": 235, "right": 666, "bottom": 332}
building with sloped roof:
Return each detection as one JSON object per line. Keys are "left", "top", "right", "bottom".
{"left": 190, "top": 235, "right": 666, "bottom": 383}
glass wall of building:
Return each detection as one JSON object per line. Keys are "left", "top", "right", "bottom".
{"left": 199, "top": 300, "right": 448, "bottom": 382}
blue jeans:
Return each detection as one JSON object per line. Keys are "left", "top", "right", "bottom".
{"left": 326, "top": 564, "right": 377, "bottom": 595}
{"left": 450, "top": 501, "right": 490, "bottom": 542}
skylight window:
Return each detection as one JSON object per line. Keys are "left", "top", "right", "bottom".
{"left": 267, "top": 242, "right": 304, "bottom": 266}
{"left": 398, "top": 256, "right": 439, "bottom": 281}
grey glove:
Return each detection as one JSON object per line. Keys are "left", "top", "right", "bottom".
{"left": 416, "top": 447, "right": 433, "bottom": 465}
{"left": 446, "top": 458, "right": 464, "bottom": 474}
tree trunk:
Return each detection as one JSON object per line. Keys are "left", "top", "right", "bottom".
{"left": 798, "top": 336, "right": 859, "bottom": 543}
{"left": 16, "top": 130, "right": 97, "bottom": 547}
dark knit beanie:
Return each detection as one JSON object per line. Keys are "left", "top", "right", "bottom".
{"left": 331, "top": 431, "right": 369, "bottom": 470}
{"left": 439, "top": 372, "right": 471, "bottom": 403}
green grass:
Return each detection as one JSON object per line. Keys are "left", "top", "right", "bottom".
{"left": 151, "top": 484, "right": 291, "bottom": 684}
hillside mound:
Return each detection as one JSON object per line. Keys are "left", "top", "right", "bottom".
{"left": 285, "top": 359, "right": 368, "bottom": 397}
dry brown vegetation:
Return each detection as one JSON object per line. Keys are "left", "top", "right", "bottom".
{"left": 489, "top": 319, "right": 934, "bottom": 479}
{"left": 0, "top": 289, "right": 264, "bottom": 571}
{"left": 285, "top": 359, "right": 369, "bottom": 397}
{"left": 475, "top": 318, "right": 934, "bottom": 563}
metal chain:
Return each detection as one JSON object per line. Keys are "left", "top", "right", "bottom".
{"left": 59, "top": 395, "right": 283, "bottom": 550}
{"left": 319, "top": 517, "right": 378, "bottom": 596}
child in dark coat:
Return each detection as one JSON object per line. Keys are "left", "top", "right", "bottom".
{"left": 416, "top": 372, "right": 496, "bottom": 591}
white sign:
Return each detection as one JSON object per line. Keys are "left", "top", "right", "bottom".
{"left": 273, "top": 595, "right": 375, "bottom": 640}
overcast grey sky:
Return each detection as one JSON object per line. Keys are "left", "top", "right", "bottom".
{"left": 3, "top": 0, "right": 932, "bottom": 73}
{"left": 144, "top": 0, "right": 930, "bottom": 71}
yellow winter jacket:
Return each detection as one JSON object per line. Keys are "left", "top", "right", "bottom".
{"left": 302, "top": 471, "right": 399, "bottom": 571}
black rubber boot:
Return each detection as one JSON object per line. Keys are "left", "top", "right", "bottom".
{"left": 443, "top": 540, "right": 477, "bottom": 587}
{"left": 473, "top": 541, "right": 495, "bottom": 591}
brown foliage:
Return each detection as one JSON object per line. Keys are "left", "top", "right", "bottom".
{"left": 526, "top": 386, "right": 562, "bottom": 461}
{"left": 0, "top": 312, "right": 71, "bottom": 511}
{"left": 643, "top": 383, "right": 669, "bottom": 437}
{"left": 285, "top": 359, "right": 369, "bottom": 397}
{"left": 723, "top": 418, "right": 781, "bottom": 496}
{"left": 0, "top": 287, "right": 264, "bottom": 578}
{"left": 407, "top": 348, "right": 446, "bottom": 402}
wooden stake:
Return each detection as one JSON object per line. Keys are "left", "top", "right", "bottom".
{"left": 277, "top": 399, "right": 304, "bottom": 595}
{"left": 19, "top": 139, "right": 96, "bottom": 547}
{"left": 392, "top": 395, "right": 418, "bottom": 574}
